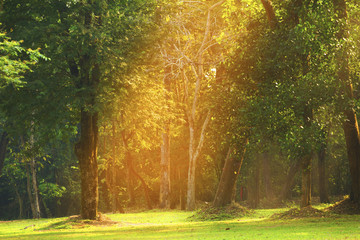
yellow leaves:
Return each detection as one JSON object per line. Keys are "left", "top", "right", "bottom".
{"left": 181, "top": 34, "right": 195, "bottom": 42}
{"left": 215, "top": 31, "right": 226, "bottom": 44}
{"left": 165, "top": 15, "right": 170, "bottom": 22}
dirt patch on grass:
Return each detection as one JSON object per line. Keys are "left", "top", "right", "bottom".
{"left": 68, "top": 213, "right": 118, "bottom": 227}
{"left": 271, "top": 206, "right": 329, "bottom": 219}
{"left": 188, "top": 203, "right": 252, "bottom": 221}
{"left": 325, "top": 196, "right": 360, "bottom": 215}
{"left": 37, "top": 213, "right": 117, "bottom": 230}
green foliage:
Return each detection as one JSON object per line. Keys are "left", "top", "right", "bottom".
{"left": 229, "top": 0, "right": 340, "bottom": 156}
{"left": 38, "top": 181, "right": 66, "bottom": 200}
{"left": 1, "top": 0, "right": 359, "bottom": 220}
{"left": 0, "top": 32, "right": 46, "bottom": 89}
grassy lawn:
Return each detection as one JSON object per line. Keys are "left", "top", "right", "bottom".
{"left": 1, "top": 207, "right": 360, "bottom": 239}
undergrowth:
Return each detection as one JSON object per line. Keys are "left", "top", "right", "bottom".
{"left": 188, "top": 203, "right": 252, "bottom": 221}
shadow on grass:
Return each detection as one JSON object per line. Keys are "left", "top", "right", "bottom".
{"left": 36, "top": 218, "right": 81, "bottom": 230}
{"left": 36, "top": 215, "right": 118, "bottom": 231}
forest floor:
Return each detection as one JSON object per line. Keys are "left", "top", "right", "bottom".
{"left": 1, "top": 199, "right": 360, "bottom": 239}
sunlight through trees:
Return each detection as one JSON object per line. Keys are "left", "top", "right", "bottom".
{"left": 1, "top": 0, "right": 360, "bottom": 221}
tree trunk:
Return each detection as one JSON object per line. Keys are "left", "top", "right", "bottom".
{"left": 260, "top": 0, "right": 277, "bottom": 28}
{"left": 26, "top": 163, "right": 35, "bottom": 218}
{"left": 124, "top": 133, "right": 135, "bottom": 206}
{"left": 318, "top": 142, "right": 330, "bottom": 203}
{"left": 160, "top": 128, "right": 171, "bottom": 208}
{"left": 231, "top": 182, "right": 237, "bottom": 203}
{"left": 75, "top": 110, "right": 99, "bottom": 220}
{"left": 104, "top": 161, "right": 115, "bottom": 212}
{"left": 213, "top": 141, "right": 247, "bottom": 207}
{"left": 73, "top": 2, "right": 101, "bottom": 220}
{"left": 180, "top": 166, "right": 186, "bottom": 210}
{"left": 127, "top": 166, "right": 135, "bottom": 206}
{"left": 122, "top": 134, "right": 153, "bottom": 209}
{"left": 13, "top": 182, "right": 23, "bottom": 219}
{"left": 101, "top": 125, "right": 111, "bottom": 212}
{"left": 343, "top": 111, "right": 360, "bottom": 201}
{"left": 300, "top": 105, "right": 313, "bottom": 208}
{"left": 41, "top": 195, "right": 52, "bottom": 218}
{"left": 103, "top": 169, "right": 111, "bottom": 212}
{"left": 111, "top": 121, "right": 124, "bottom": 212}
{"left": 280, "top": 158, "right": 302, "bottom": 200}
{"left": 186, "top": 116, "right": 196, "bottom": 211}
{"left": 0, "top": 131, "right": 8, "bottom": 175}
{"left": 172, "top": 165, "right": 187, "bottom": 210}
{"left": 249, "top": 157, "right": 261, "bottom": 209}
{"left": 111, "top": 130, "right": 117, "bottom": 212}
{"left": 160, "top": 72, "right": 171, "bottom": 209}
{"left": 30, "top": 157, "right": 41, "bottom": 218}
{"left": 185, "top": 1, "right": 224, "bottom": 211}
{"left": 100, "top": 168, "right": 111, "bottom": 212}
{"left": 186, "top": 111, "right": 210, "bottom": 210}
{"left": 127, "top": 151, "right": 153, "bottom": 209}
{"left": 300, "top": 155, "right": 312, "bottom": 208}
{"left": 333, "top": 0, "right": 360, "bottom": 203}
{"left": 262, "top": 151, "right": 273, "bottom": 199}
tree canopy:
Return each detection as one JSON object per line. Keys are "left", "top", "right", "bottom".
{"left": 1, "top": 0, "right": 360, "bottom": 220}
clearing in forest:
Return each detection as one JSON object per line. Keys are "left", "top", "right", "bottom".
{"left": 1, "top": 204, "right": 360, "bottom": 240}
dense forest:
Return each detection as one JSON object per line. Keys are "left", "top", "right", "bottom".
{"left": 0, "top": 0, "right": 360, "bottom": 220}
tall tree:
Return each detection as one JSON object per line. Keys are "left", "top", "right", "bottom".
{"left": 253, "top": 0, "right": 338, "bottom": 207}
{"left": 162, "top": 0, "right": 226, "bottom": 211}
{"left": 333, "top": 0, "right": 360, "bottom": 203}
{"left": 318, "top": 131, "right": 330, "bottom": 203}
{"left": 184, "top": 1, "right": 224, "bottom": 211}
{"left": 160, "top": 66, "right": 172, "bottom": 208}
{"left": 1, "top": 0, "right": 161, "bottom": 219}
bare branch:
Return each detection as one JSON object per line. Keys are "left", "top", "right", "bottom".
{"left": 196, "top": 0, "right": 225, "bottom": 58}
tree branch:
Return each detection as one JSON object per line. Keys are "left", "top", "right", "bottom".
{"left": 260, "top": 0, "right": 277, "bottom": 29}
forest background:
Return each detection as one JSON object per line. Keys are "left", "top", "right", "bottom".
{"left": 1, "top": 0, "right": 359, "bottom": 220}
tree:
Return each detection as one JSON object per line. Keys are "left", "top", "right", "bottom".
{"left": 0, "top": 0, "right": 161, "bottom": 219}
{"left": 0, "top": 31, "right": 44, "bottom": 176}
{"left": 213, "top": 141, "right": 247, "bottom": 207}
{"left": 333, "top": 0, "right": 360, "bottom": 203}
{"left": 244, "top": 0, "right": 339, "bottom": 207}
{"left": 161, "top": 0, "right": 226, "bottom": 211}
{"left": 159, "top": 66, "right": 171, "bottom": 208}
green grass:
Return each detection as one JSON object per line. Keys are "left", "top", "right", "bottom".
{"left": 1, "top": 207, "right": 360, "bottom": 239}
